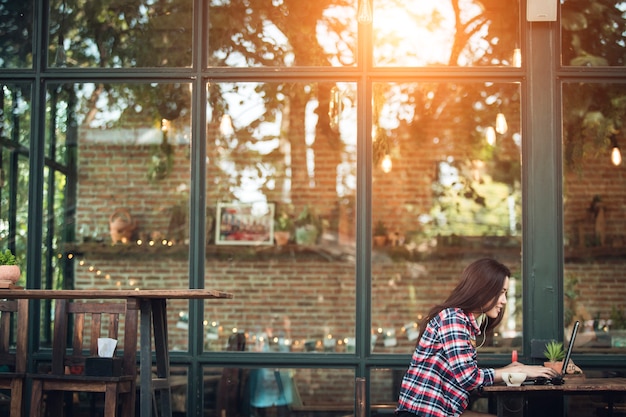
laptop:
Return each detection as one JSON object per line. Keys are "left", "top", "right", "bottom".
{"left": 524, "top": 320, "right": 580, "bottom": 385}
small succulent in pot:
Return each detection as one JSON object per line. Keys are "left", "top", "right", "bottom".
{"left": 0, "top": 249, "right": 21, "bottom": 284}
{"left": 544, "top": 340, "right": 565, "bottom": 363}
{"left": 0, "top": 249, "right": 17, "bottom": 265}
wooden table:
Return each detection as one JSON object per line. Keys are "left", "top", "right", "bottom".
{"left": 0, "top": 289, "right": 233, "bottom": 417}
{"left": 482, "top": 377, "right": 626, "bottom": 417}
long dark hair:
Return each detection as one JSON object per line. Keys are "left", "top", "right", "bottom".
{"left": 419, "top": 258, "right": 511, "bottom": 338}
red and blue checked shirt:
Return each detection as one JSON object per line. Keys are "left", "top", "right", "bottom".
{"left": 396, "top": 308, "right": 495, "bottom": 417}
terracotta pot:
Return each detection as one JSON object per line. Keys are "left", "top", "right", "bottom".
{"left": 544, "top": 361, "right": 564, "bottom": 373}
{"left": 373, "top": 235, "right": 387, "bottom": 247}
{"left": 274, "top": 231, "right": 291, "bottom": 246}
{"left": 0, "top": 265, "right": 20, "bottom": 284}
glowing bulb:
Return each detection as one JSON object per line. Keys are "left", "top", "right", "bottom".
{"left": 357, "top": 0, "right": 372, "bottom": 24}
{"left": 219, "top": 114, "right": 234, "bottom": 136}
{"left": 495, "top": 113, "right": 508, "bottom": 134}
{"left": 611, "top": 146, "right": 622, "bottom": 166}
{"left": 513, "top": 48, "right": 522, "bottom": 68}
{"left": 381, "top": 154, "right": 392, "bottom": 173}
{"left": 485, "top": 126, "right": 496, "bottom": 146}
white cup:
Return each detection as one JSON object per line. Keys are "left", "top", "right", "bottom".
{"left": 502, "top": 372, "right": 527, "bottom": 386}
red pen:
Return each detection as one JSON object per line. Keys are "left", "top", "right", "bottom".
{"left": 511, "top": 350, "right": 518, "bottom": 362}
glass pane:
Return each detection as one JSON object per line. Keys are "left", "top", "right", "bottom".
{"left": 49, "top": 0, "right": 193, "bottom": 68}
{"left": 562, "top": 82, "right": 626, "bottom": 353}
{"left": 207, "top": 1, "right": 357, "bottom": 67}
{"left": 371, "top": 81, "right": 523, "bottom": 353}
{"left": 0, "top": 83, "right": 31, "bottom": 288}
{"left": 0, "top": 0, "right": 34, "bottom": 69}
{"left": 204, "top": 81, "right": 357, "bottom": 353}
{"left": 48, "top": 82, "right": 192, "bottom": 348}
{"left": 561, "top": 0, "right": 626, "bottom": 67}
{"left": 206, "top": 367, "right": 355, "bottom": 416}
{"left": 373, "top": 1, "right": 521, "bottom": 67}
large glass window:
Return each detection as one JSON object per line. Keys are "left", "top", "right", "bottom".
{"left": 204, "top": 81, "right": 357, "bottom": 353}
{"left": 561, "top": 0, "right": 626, "bottom": 67}
{"left": 47, "top": 81, "right": 192, "bottom": 347}
{"left": 207, "top": 2, "right": 357, "bottom": 67}
{"left": 371, "top": 81, "right": 522, "bottom": 353}
{"left": 373, "top": 1, "right": 521, "bottom": 67}
{"left": 0, "top": 1, "right": 34, "bottom": 69}
{"left": 562, "top": 82, "right": 626, "bottom": 352}
{"left": 49, "top": 0, "right": 193, "bottom": 68}
{"left": 0, "top": 83, "right": 30, "bottom": 285}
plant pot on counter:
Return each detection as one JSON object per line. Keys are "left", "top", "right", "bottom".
{"left": 0, "top": 265, "right": 20, "bottom": 284}
{"left": 295, "top": 225, "right": 318, "bottom": 245}
{"left": 274, "top": 231, "right": 291, "bottom": 246}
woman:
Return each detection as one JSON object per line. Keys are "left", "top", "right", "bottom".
{"left": 395, "top": 258, "right": 558, "bottom": 417}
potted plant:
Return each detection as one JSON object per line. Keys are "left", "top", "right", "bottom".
{"left": 274, "top": 209, "right": 294, "bottom": 246}
{"left": 294, "top": 205, "right": 322, "bottom": 245}
{"left": 0, "top": 249, "right": 21, "bottom": 284}
{"left": 543, "top": 340, "right": 565, "bottom": 373}
{"left": 373, "top": 220, "right": 388, "bottom": 247}
{"left": 609, "top": 306, "right": 626, "bottom": 347}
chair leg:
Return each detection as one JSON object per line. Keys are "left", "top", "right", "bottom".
{"left": 9, "top": 379, "right": 23, "bottom": 417}
{"left": 103, "top": 383, "right": 119, "bottom": 417}
{"left": 30, "top": 380, "right": 43, "bottom": 417}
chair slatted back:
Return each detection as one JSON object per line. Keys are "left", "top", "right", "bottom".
{"left": 51, "top": 299, "right": 128, "bottom": 375}
{"left": 0, "top": 299, "right": 27, "bottom": 372}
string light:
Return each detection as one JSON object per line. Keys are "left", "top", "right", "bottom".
{"left": 495, "top": 113, "right": 508, "bottom": 134}
{"left": 381, "top": 154, "right": 392, "bottom": 173}
{"left": 485, "top": 126, "right": 496, "bottom": 146}
{"left": 611, "top": 134, "right": 622, "bottom": 166}
{"left": 612, "top": 145, "right": 622, "bottom": 166}
{"left": 513, "top": 48, "right": 522, "bottom": 68}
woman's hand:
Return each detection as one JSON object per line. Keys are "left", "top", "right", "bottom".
{"left": 495, "top": 362, "right": 559, "bottom": 382}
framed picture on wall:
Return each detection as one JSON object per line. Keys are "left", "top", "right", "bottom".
{"left": 215, "top": 202, "right": 275, "bottom": 245}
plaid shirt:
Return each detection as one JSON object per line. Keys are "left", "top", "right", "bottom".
{"left": 396, "top": 308, "right": 495, "bottom": 417}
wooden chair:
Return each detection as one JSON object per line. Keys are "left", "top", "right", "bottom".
{"left": 29, "top": 298, "right": 139, "bottom": 417}
{"left": 0, "top": 299, "right": 28, "bottom": 417}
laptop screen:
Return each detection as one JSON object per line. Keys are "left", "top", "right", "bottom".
{"left": 560, "top": 320, "right": 580, "bottom": 375}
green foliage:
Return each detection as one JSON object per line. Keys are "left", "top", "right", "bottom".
{"left": 274, "top": 210, "right": 294, "bottom": 232}
{"left": 374, "top": 220, "right": 387, "bottom": 236}
{"left": 544, "top": 340, "right": 565, "bottom": 362}
{"left": 610, "top": 306, "right": 626, "bottom": 330}
{"left": 295, "top": 205, "right": 322, "bottom": 232}
{"left": 0, "top": 249, "right": 17, "bottom": 266}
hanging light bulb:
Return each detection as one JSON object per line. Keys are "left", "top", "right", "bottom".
{"left": 357, "top": 0, "right": 373, "bottom": 24}
{"left": 495, "top": 113, "right": 508, "bottom": 134}
{"left": 513, "top": 48, "right": 522, "bottom": 68}
{"left": 381, "top": 154, "right": 392, "bottom": 173}
{"left": 612, "top": 145, "right": 622, "bottom": 166}
{"left": 485, "top": 126, "right": 496, "bottom": 146}
{"left": 219, "top": 114, "right": 234, "bottom": 136}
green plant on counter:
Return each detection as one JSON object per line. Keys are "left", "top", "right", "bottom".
{"left": 0, "top": 249, "right": 17, "bottom": 265}
{"left": 543, "top": 340, "right": 565, "bottom": 362}
{"left": 374, "top": 220, "right": 388, "bottom": 237}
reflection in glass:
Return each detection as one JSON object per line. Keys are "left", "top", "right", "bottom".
{"left": 207, "top": 367, "right": 355, "bottom": 416}
{"left": 0, "top": 1, "right": 34, "bottom": 69}
{"left": 207, "top": 1, "right": 357, "bottom": 67}
{"left": 204, "top": 81, "right": 357, "bottom": 353}
{"left": 0, "top": 84, "right": 31, "bottom": 287}
{"left": 48, "top": 0, "right": 193, "bottom": 68}
{"left": 373, "top": 1, "right": 520, "bottom": 67}
{"left": 46, "top": 82, "right": 192, "bottom": 296}
{"left": 562, "top": 83, "right": 626, "bottom": 352}
{"left": 371, "top": 82, "right": 523, "bottom": 353}
{"left": 561, "top": 0, "right": 626, "bottom": 67}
